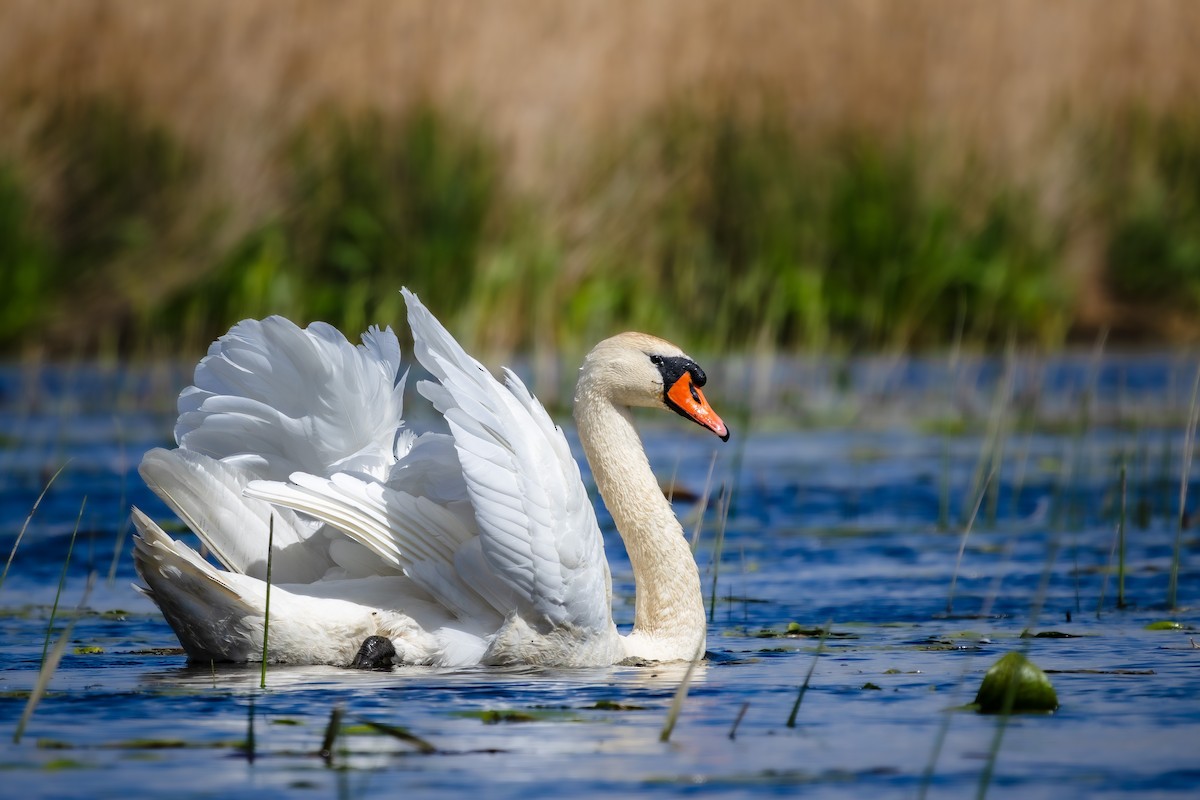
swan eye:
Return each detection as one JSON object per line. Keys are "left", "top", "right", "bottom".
{"left": 648, "top": 354, "right": 663, "bottom": 365}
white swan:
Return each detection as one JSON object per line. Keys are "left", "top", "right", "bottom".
{"left": 132, "top": 289, "right": 729, "bottom": 667}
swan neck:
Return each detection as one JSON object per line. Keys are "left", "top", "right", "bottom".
{"left": 574, "top": 382, "right": 705, "bottom": 653}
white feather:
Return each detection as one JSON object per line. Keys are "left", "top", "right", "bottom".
{"left": 133, "top": 289, "right": 716, "bottom": 667}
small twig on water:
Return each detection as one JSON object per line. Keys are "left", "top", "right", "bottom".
{"left": 728, "top": 701, "right": 750, "bottom": 740}
{"left": 351, "top": 715, "right": 437, "bottom": 754}
{"left": 320, "top": 704, "right": 344, "bottom": 765}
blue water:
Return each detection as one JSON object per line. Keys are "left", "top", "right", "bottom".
{"left": 1, "top": 355, "right": 1198, "bottom": 799}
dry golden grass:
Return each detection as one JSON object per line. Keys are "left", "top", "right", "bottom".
{"left": 2, "top": 0, "right": 1197, "bottom": 203}
{"left": 2, "top": 0, "right": 1199, "bottom": 352}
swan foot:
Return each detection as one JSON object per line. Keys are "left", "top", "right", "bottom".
{"left": 351, "top": 635, "right": 397, "bottom": 670}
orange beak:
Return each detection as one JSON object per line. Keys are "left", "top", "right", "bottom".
{"left": 666, "top": 373, "right": 730, "bottom": 441}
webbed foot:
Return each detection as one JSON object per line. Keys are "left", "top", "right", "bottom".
{"left": 351, "top": 635, "right": 397, "bottom": 670}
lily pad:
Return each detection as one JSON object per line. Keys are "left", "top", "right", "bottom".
{"left": 1144, "top": 621, "right": 1184, "bottom": 631}
{"left": 974, "top": 652, "right": 1058, "bottom": 714}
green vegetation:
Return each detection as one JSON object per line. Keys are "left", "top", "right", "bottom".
{"left": 1090, "top": 109, "right": 1200, "bottom": 317}
{"left": 2, "top": 94, "right": 1200, "bottom": 357}
{"left": 0, "top": 165, "right": 53, "bottom": 341}
{"left": 151, "top": 105, "right": 502, "bottom": 345}
{"left": 973, "top": 651, "right": 1059, "bottom": 714}
{"left": 575, "top": 108, "right": 1066, "bottom": 351}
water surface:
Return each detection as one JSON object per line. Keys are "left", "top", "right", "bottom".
{"left": 1, "top": 356, "right": 1197, "bottom": 798}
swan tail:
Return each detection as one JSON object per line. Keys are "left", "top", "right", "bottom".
{"left": 132, "top": 507, "right": 434, "bottom": 665}
{"left": 131, "top": 507, "right": 264, "bottom": 662}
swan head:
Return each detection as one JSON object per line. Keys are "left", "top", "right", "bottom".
{"left": 578, "top": 332, "right": 730, "bottom": 441}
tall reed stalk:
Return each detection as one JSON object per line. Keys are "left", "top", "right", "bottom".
{"left": 1118, "top": 460, "right": 1128, "bottom": 609}
{"left": 947, "top": 471, "right": 993, "bottom": 616}
{"left": 1168, "top": 362, "right": 1200, "bottom": 609}
{"left": 15, "top": 572, "right": 95, "bottom": 744}
{"left": 785, "top": 619, "right": 831, "bottom": 728}
{"left": 1, "top": 462, "right": 69, "bottom": 592}
{"left": 707, "top": 486, "right": 730, "bottom": 623}
{"left": 659, "top": 643, "right": 705, "bottom": 743}
{"left": 42, "top": 496, "right": 85, "bottom": 666}
{"left": 260, "top": 515, "right": 274, "bottom": 688}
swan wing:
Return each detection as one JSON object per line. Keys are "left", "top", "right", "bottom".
{"left": 140, "top": 447, "right": 335, "bottom": 582}
{"left": 142, "top": 316, "right": 415, "bottom": 583}
{"left": 176, "top": 316, "right": 410, "bottom": 481}
{"left": 403, "top": 289, "right": 613, "bottom": 634}
{"left": 245, "top": 469, "right": 505, "bottom": 627}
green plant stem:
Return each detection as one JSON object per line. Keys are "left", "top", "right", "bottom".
{"left": 320, "top": 704, "right": 344, "bottom": 765}
{"left": 1118, "top": 460, "right": 1128, "bottom": 609}
{"left": 660, "top": 642, "right": 705, "bottom": 743}
{"left": 16, "top": 572, "right": 95, "bottom": 744}
{"left": 947, "top": 471, "right": 993, "bottom": 616}
{"left": 42, "top": 496, "right": 85, "bottom": 666}
{"left": 1168, "top": 361, "right": 1200, "bottom": 609}
{"left": 786, "top": 619, "right": 831, "bottom": 728}
{"left": 708, "top": 485, "right": 730, "bottom": 622}
{"left": 689, "top": 450, "right": 719, "bottom": 552}
{"left": 260, "top": 515, "right": 274, "bottom": 688}
{"left": 1, "top": 461, "right": 69, "bottom": 592}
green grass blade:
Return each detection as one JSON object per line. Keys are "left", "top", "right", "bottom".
{"left": 1168, "top": 361, "right": 1200, "bottom": 609}
{"left": 15, "top": 572, "right": 95, "bottom": 744}
{"left": 42, "top": 496, "right": 85, "bottom": 666}
{"left": 260, "top": 514, "right": 275, "bottom": 688}
{"left": 659, "top": 642, "right": 705, "bottom": 743}
{"left": 786, "top": 619, "right": 831, "bottom": 728}
{"left": 1, "top": 461, "right": 69, "bottom": 592}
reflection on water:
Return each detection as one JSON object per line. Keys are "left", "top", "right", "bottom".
{"left": 0, "top": 357, "right": 1198, "bottom": 798}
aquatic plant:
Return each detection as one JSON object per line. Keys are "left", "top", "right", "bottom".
{"left": 785, "top": 619, "right": 831, "bottom": 728}
{"left": 579, "top": 105, "right": 1068, "bottom": 353}
{"left": 659, "top": 643, "right": 705, "bottom": 743}
{"left": 42, "top": 497, "right": 85, "bottom": 666}
{"left": 260, "top": 515, "right": 274, "bottom": 688}
{"left": 0, "top": 164, "right": 54, "bottom": 342}
{"left": 973, "top": 651, "right": 1058, "bottom": 714}
{"left": 1089, "top": 108, "right": 1200, "bottom": 322}
{"left": 0, "top": 462, "right": 68, "bottom": 592}
{"left": 1168, "top": 363, "right": 1200, "bottom": 608}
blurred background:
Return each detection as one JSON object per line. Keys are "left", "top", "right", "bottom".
{"left": 1, "top": 0, "right": 1199, "bottom": 361}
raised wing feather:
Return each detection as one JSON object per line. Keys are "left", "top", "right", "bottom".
{"left": 403, "top": 289, "right": 612, "bottom": 634}
{"left": 245, "top": 470, "right": 504, "bottom": 626}
{"left": 176, "top": 316, "right": 409, "bottom": 481}
{"left": 139, "top": 447, "right": 333, "bottom": 582}
{"left": 142, "top": 317, "right": 413, "bottom": 583}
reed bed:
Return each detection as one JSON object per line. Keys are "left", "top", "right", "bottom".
{"left": 0, "top": 2, "right": 1198, "bottom": 358}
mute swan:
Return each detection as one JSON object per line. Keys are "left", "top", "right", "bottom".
{"left": 132, "top": 289, "right": 729, "bottom": 667}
